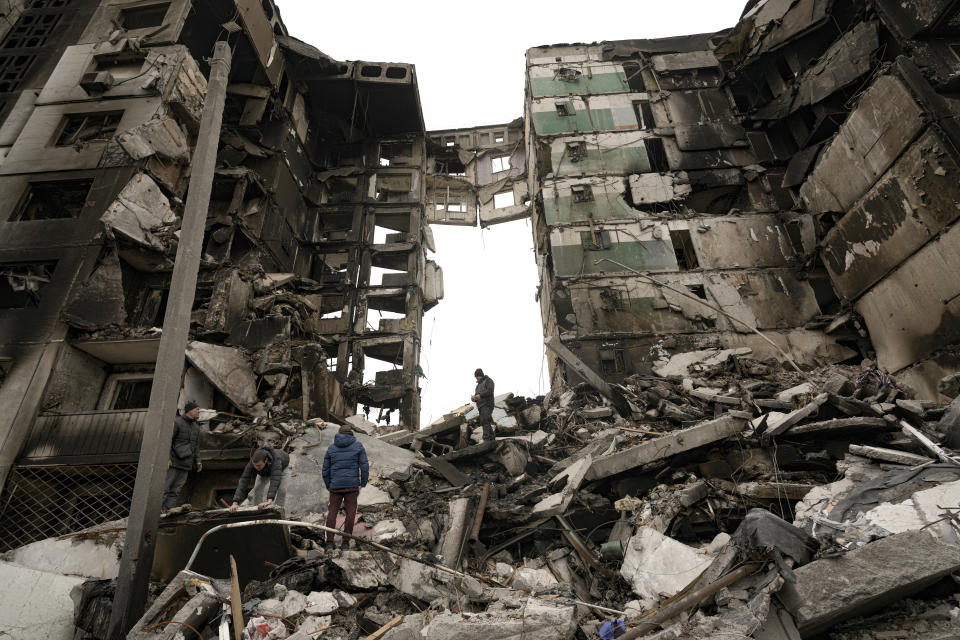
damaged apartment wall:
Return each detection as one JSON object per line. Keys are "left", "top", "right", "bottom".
{"left": 0, "top": 0, "right": 438, "bottom": 551}
{"left": 525, "top": 33, "right": 848, "bottom": 387}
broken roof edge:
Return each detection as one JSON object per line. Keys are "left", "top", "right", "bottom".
{"left": 427, "top": 117, "right": 524, "bottom": 137}
{"left": 275, "top": 34, "right": 338, "bottom": 66}
{"left": 525, "top": 31, "right": 731, "bottom": 58}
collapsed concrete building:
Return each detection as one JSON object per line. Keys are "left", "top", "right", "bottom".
{"left": 0, "top": 0, "right": 441, "bottom": 550}
{"left": 2, "top": 0, "right": 960, "bottom": 639}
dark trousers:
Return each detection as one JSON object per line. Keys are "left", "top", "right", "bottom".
{"left": 162, "top": 467, "right": 189, "bottom": 510}
{"left": 478, "top": 405, "right": 495, "bottom": 440}
{"left": 326, "top": 488, "right": 359, "bottom": 544}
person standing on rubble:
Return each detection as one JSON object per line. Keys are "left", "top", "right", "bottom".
{"left": 228, "top": 446, "right": 291, "bottom": 511}
{"left": 472, "top": 368, "right": 496, "bottom": 441}
{"left": 161, "top": 401, "right": 202, "bottom": 513}
{"left": 322, "top": 424, "right": 369, "bottom": 551}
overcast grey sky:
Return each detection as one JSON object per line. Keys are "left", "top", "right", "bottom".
{"left": 277, "top": 0, "right": 748, "bottom": 426}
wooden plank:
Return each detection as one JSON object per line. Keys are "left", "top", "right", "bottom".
{"left": 364, "top": 615, "right": 404, "bottom": 640}
{"left": 230, "top": 555, "right": 243, "bottom": 640}
{"left": 783, "top": 416, "right": 891, "bottom": 437}
{"left": 426, "top": 457, "right": 469, "bottom": 487}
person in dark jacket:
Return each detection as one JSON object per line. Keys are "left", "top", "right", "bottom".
{"left": 162, "top": 401, "right": 202, "bottom": 512}
{"left": 472, "top": 368, "right": 495, "bottom": 441}
{"left": 229, "top": 446, "right": 291, "bottom": 511}
{"left": 322, "top": 424, "right": 369, "bottom": 550}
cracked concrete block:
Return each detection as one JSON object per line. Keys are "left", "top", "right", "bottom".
{"left": 185, "top": 341, "right": 258, "bottom": 410}
{"left": 421, "top": 598, "right": 576, "bottom": 640}
{"left": 100, "top": 173, "right": 176, "bottom": 250}
{"left": 620, "top": 527, "right": 715, "bottom": 605}
{"left": 0, "top": 560, "right": 86, "bottom": 640}
{"left": 304, "top": 591, "right": 339, "bottom": 615}
{"left": 330, "top": 551, "right": 389, "bottom": 589}
{"left": 780, "top": 530, "right": 960, "bottom": 636}
{"left": 116, "top": 117, "right": 190, "bottom": 162}
{"left": 371, "top": 518, "right": 408, "bottom": 543}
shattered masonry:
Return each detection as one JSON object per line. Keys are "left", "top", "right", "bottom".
{"left": 1, "top": 0, "right": 960, "bottom": 639}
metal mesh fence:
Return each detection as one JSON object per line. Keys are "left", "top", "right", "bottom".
{"left": 0, "top": 463, "right": 136, "bottom": 552}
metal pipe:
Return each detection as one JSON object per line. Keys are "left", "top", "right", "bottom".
{"left": 592, "top": 258, "right": 808, "bottom": 377}
{"left": 183, "top": 519, "right": 474, "bottom": 581}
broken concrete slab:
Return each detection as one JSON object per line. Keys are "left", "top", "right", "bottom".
{"left": 304, "top": 591, "right": 339, "bottom": 615}
{"left": 782, "top": 416, "right": 894, "bottom": 438}
{"left": 620, "top": 527, "right": 715, "bottom": 606}
{"left": 761, "top": 393, "right": 829, "bottom": 441}
{"left": 780, "top": 530, "right": 960, "bottom": 637}
{"left": 586, "top": 415, "right": 747, "bottom": 481}
{"left": 185, "top": 341, "right": 258, "bottom": 410}
{"left": 371, "top": 519, "right": 408, "bottom": 544}
{"left": 3, "top": 526, "right": 122, "bottom": 579}
{"left": 0, "top": 560, "right": 87, "bottom": 640}
{"left": 329, "top": 551, "right": 389, "bottom": 589}
{"left": 653, "top": 347, "right": 752, "bottom": 378}
{"left": 100, "top": 173, "right": 177, "bottom": 250}
{"left": 549, "top": 453, "right": 592, "bottom": 491}
{"left": 847, "top": 444, "right": 933, "bottom": 466}
{"left": 862, "top": 479, "right": 960, "bottom": 545}
{"left": 286, "top": 425, "right": 418, "bottom": 517}
{"left": 420, "top": 598, "right": 577, "bottom": 640}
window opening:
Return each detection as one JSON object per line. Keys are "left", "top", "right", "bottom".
{"left": 119, "top": 2, "right": 169, "bottom": 29}
{"left": 571, "top": 184, "right": 593, "bottom": 202}
{"left": 670, "top": 229, "right": 699, "bottom": 270}
{"left": 621, "top": 61, "right": 647, "bottom": 91}
{"left": 110, "top": 378, "right": 153, "bottom": 410}
{"left": 54, "top": 111, "right": 122, "bottom": 146}
{"left": 0, "top": 261, "right": 56, "bottom": 308}
{"left": 686, "top": 284, "right": 707, "bottom": 299}
{"left": 644, "top": 137, "right": 669, "bottom": 172}
{"left": 567, "top": 141, "right": 587, "bottom": 162}
{"left": 555, "top": 101, "right": 575, "bottom": 117}
{"left": 580, "top": 229, "right": 612, "bottom": 251}
{"left": 493, "top": 191, "right": 515, "bottom": 208}
{"left": 491, "top": 155, "right": 511, "bottom": 173}
{"left": 599, "top": 342, "right": 625, "bottom": 375}
{"left": 554, "top": 67, "right": 582, "bottom": 82}
{"left": 633, "top": 100, "right": 655, "bottom": 129}
{"left": 10, "top": 179, "right": 93, "bottom": 221}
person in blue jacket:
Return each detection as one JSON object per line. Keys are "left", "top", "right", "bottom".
{"left": 322, "top": 424, "right": 369, "bottom": 550}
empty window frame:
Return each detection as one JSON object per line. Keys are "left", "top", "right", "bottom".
{"left": 599, "top": 288, "right": 628, "bottom": 311}
{"left": 599, "top": 342, "right": 625, "bottom": 375}
{"left": 119, "top": 2, "right": 170, "bottom": 29}
{"left": 493, "top": 132, "right": 505, "bottom": 143}
{"left": 621, "top": 61, "right": 647, "bottom": 92}
{"left": 493, "top": 191, "right": 515, "bottom": 208}
{"left": 633, "top": 99, "right": 655, "bottom": 129}
{"left": 109, "top": 376, "right": 153, "bottom": 410}
{"left": 554, "top": 67, "right": 582, "bottom": 82}
{"left": 670, "top": 229, "right": 699, "bottom": 270}
{"left": 580, "top": 229, "right": 612, "bottom": 251}
{"left": 644, "top": 137, "right": 669, "bottom": 172}
{"left": 0, "top": 261, "right": 56, "bottom": 308}
{"left": 491, "top": 155, "right": 511, "bottom": 173}
{"left": 555, "top": 101, "right": 575, "bottom": 117}
{"left": 571, "top": 184, "right": 593, "bottom": 202}
{"left": 10, "top": 179, "right": 93, "bottom": 221}
{"left": 53, "top": 111, "right": 123, "bottom": 147}
{"left": 566, "top": 141, "right": 587, "bottom": 162}
{"left": 379, "top": 141, "right": 413, "bottom": 166}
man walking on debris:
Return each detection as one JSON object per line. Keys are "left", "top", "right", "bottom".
{"left": 472, "top": 368, "right": 495, "bottom": 441}
{"left": 229, "top": 446, "right": 291, "bottom": 511}
{"left": 322, "top": 424, "right": 369, "bottom": 550}
{"left": 162, "top": 401, "right": 202, "bottom": 513}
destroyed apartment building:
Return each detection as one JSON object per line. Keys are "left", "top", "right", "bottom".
{"left": 2, "top": 0, "right": 960, "bottom": 639}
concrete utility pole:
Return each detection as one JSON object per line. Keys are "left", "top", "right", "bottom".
{"left": 108, "top": 41, "right": 232, "bottom": 639}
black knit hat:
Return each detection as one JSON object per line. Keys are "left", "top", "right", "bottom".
{"left": 474, "top": 368, "right": 484, "bottom": 377}
{"left": 184, "top": 401, "right": 199, "bottom": 412}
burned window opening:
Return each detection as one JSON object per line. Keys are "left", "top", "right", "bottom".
{"left": 599, "top": 342, "right": 625, "bottom": 375}
{"left": 567, "top": 141, "right": 587, "bottom": 162}
{"left": 555, "top": 101, "right": 575, "bottom": 117}
{"left": 380, "top": 142, "right": 413, "bottom": 166}
{"left": 119, "top": 2, "right": 169, "bottom": 29}
{"left": 494, "top": 133, "right": 505, "bottom": 143}
{"left": 54, "top": 111, "right": 122, "bottom": 147}
{"left": 633, "top": 100, "right": 655, "bottom": 129}
{"left": 491, "top": 155, "right": 511, "bottom": 173}
{"left": 109, "top": 377, "right": 153, "bottom": 410}
{"left": 621, "top": 61, "right": 647, "bottom": 91}
{"left": 686, "top": 284, "right": 707, "bottom": 299}
{"left": 670, "top": 229, "right": 699, "bottom": 270}
{"left": 571, "top": 184, "right": 594, "bottom": 203}
{"left": 10, "top": 179, "right": 93, "bottom": 221}
{"left": 644, "top": 137, "right": 669, "bottom": 172}
{"left": 599, "top": 288, "right": 628, "bottom": 311}
{"left": 774, "top": 57, "right": 795, "bottom": 84}
{"left": 385, "top": 66, "right": 407, "bottom": 79}
{"left": 0, "top": 261, "right": 56, "bottom": 308}
{"left": 554, "top": 67, "right": 582, "bottom": 82}
{"left": 580, "top": 229, "right": 612, "bottom": 251}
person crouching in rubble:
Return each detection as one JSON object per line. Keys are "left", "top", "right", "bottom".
{"left": 162, "top": 401, "right": 202, "bottom": 514}
{"left": 472, "top": 368, "right": 495, "bottom": 441}
{"left": 322, "top": 424, "right": 369, "bottom": 551}
{"left": 228, "top": 446, "right": 291, "bottom": 511}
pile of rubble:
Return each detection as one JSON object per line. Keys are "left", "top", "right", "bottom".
{"left": 13, "top": 351, "right": 960, "bottom": 639}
